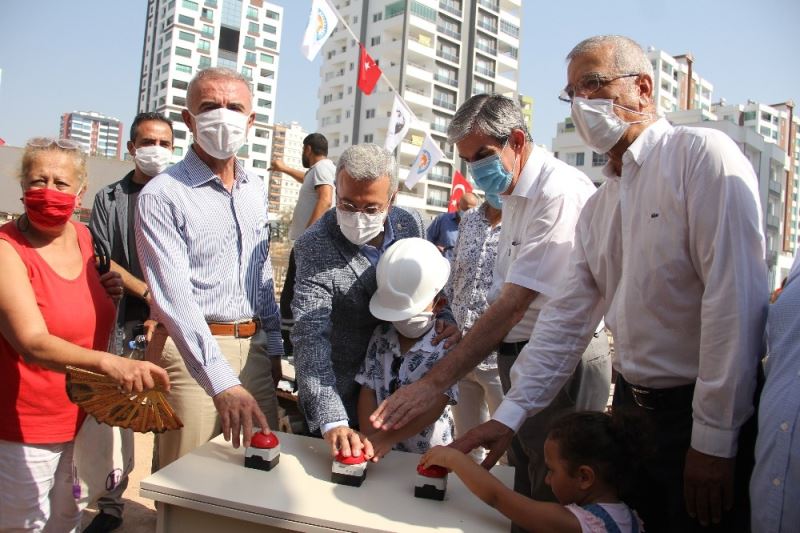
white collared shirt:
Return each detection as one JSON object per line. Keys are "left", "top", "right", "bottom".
{"left": 494, "top": 119, "right": 768, "bottom": 458}
{"left": 489, "top": 145, "right": 596, "bottom": 342}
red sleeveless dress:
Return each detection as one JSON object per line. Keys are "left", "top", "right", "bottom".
{"left": 0, "top": 221, "right": 115, "bottom": 443}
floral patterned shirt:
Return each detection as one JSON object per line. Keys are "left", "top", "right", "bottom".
{"left": 446, "top": 203, "right": 502, "bottom": 370}
{"left": 355, "top": 324, "right": 457, "bottom": 454}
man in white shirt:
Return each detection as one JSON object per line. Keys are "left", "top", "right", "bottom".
{"left": 370, "top": 94, "right": 612, "bottom": 515}
{"left": 378, "top": 36, "right": 767, "bottom": 533}
{"left": 269, "top": 133, "right": 335, "bottom": 356}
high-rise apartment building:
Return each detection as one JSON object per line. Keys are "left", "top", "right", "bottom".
{"left": 552, "top": 47, "right": 713, "bottom": 185}
{"left": 137, "top": 0, "right": 283, "bottom": 178}
{"left": 268, "top": 121, "right": 307, "bottom": 216}
{"left": 59, "top": 111, "right": 123, "bottom": 159}
{"left": 318, "top": 0, "right": 522, "bottom": 216}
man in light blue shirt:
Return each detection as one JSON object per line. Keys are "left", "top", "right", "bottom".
{"left": 426, "top": 192, "right": 478, "bottom": 260}
{"left": 136, "top": 68, "right": 282, "bottom": 469}
{"left": 751, "top": 255, "right": 800, "bottom": 533}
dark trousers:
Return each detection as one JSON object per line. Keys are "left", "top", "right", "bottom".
{"left": 279, "top": 248, "right": 296, "bottom": 357}
{"left": 613, "top": 375, "right": 758, "bottom": 533}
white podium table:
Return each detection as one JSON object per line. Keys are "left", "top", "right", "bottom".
{"left": 141, "top": 431, "right": 514, "bottom": 532}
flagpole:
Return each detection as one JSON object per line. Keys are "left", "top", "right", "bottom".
{"left": 322, "top": 0, "right": 401, "bottom": 95}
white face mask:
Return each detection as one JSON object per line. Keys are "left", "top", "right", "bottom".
{"left": 570, "top": 97, "right": 649, "bottom": 155}
{"left": 336, "top": 208, "right": 387, "bottom": 246}
{"left": 134, "top": 145, "right": 172, "bottom": 177}
{"left": 190, "top": 108, "right": 249, "bottom": 160}
{"left": 393, "top": 311, "right": 435, "bottom": 339}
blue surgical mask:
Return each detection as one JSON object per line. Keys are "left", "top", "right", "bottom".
{"left": 485, "top": 193, "right": 503, "bottom": 209}
{"left": 467, "top": 140, "right": 517, "bottom": 195}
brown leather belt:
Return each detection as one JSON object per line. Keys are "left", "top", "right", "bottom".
{"left": 207, "top": 319, "right": 260, "bottom": 338}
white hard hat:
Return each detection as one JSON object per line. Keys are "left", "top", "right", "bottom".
{"left": 370, "top": 237, "right": 451, "bottom": 322}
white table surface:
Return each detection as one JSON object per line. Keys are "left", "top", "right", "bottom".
{"left": 141, "top": 431, "right": 514, "bottom": 532}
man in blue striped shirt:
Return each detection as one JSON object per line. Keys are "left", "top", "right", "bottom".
{"left": 136, "top": 68, "right": 281, "bottom": 470}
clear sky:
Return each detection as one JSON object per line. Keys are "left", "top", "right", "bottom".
{"left": 1, "top": 0, "right": 798, "bottom": 150}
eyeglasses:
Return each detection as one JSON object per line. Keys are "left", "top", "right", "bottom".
{"left": 336, "top": 197, "right": 392, "bottom": 216}
{"left": 558, "top": 73, "right": 639, "bottom": 103}
{"left": 26, "top": 137, "right": 85, "bottom": 152}
{"left": 389, "top": 355, "right": 403, "bottom": 394}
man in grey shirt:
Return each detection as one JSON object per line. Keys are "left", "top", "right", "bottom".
{"left": 270, "top": 133, "right": 335, "bottom": 355}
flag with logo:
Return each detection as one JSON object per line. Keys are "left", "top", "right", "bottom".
{"left": 406, "top": 133, "right": 443, "bottom": 189}
{"left": 384, "top": 94, "right": 414, "bottom": 152}
{"left": 447, "top": 171, "right": 473, "bottom": 212}
{"left": 301, "top": 0, "right": 338, "bottom": 61}
{"left": 357, "top": 44, "right": 382, "bottom": 95}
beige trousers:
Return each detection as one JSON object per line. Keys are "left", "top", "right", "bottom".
{"left": 148, "top": 329, "right": 279, "bottom": 471}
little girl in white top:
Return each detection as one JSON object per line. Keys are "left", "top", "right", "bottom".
{"left": 421, "top": 410, "right": 650, "bottom": 533}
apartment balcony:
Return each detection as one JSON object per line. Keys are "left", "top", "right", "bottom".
{"left": 767, "top": 214, "right": 781, "bottom": 229}
{"left": 437, "top": 25, "right": 461, "bottom": 41}
{"left": 404, "top": 86, "right": 432, "bottom": 107}
{"left": 407, "top": 61, "right": 433, "bottom": 83}
{"left": 431, "top": 122, "right": 449, "bottom": 134}
{"left": 439, "top": 0, "right": 462, "bottom": 18}
{"left": 497, "top": 48, "right": 518, "bottom": 69}
{"left": 477, "top": 20, "right": 497, "bottom": 33}
{"left": 478, "top": 0, "right": 500, "bottom": 11}
{"left": 475, "top": 65, "right": 495, "bottom": 78}
{"left": 494, "top": 73, "right": 517, "bottom": 91}
{"left": 433, "top": 98, "right": 457, "bottom": 111}
{"left": 476, "top": 42, "right": 497, "bottom": 56}
{"left": 409, "top": 12, "right": 437, "bottom": 33}
{"left": 428, "top": 172, "right": 451, "bottom": 184}
{"left": 768, "top": 179, "right": 783, "bottom": 195}
{"left": 436, "top": 49, "right": 460, "bottom": 65}
{"left": 433, "top": 73, "right": 458, "bottom": 88}
{"left": 408, "top": 36, "right": 435, "bottom": 58}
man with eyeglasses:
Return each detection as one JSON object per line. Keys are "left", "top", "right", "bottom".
{"left": 378, "top": 36, "right": 767, "bottom": 533}
{"left": 370, "top": 94, "right": 612, "bottom": 522}
{"left": 290, "top": 143, "right": 460, "bottom": 460}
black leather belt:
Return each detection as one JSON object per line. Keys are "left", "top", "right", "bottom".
{"left": 623, "top": 377, "right": 695, "bottom": 411}
{"left": 499, "top": 340, "right": 528, "bottom": 356}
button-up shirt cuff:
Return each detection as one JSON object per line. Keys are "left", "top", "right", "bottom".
{"left": 264, "top": 328, "right": 284, "bottom": 358}
{"left": 320, "top": 420, "right": 349, "bottom": 436}
{"left": 690, "top": 421, "right": 739, "bottom": 458}
{"left": 195, "top": 357, "right": 242, "bottom": 397}
{"left": 492, "top": 400, "right": 528, "bottom": 433}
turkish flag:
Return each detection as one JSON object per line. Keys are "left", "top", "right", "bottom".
{"left": 0, "top": 138, "right": 5, "bottom": 147}
{"left": 448, "top": 171, "right": 473, "bottom": 212}
{"left": 357, "top": 44, "right": 381, "bottom": 95}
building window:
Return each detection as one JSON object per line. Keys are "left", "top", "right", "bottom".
{"left": 179, "top": 30, "right": 195, "bottom": 42}
{"left": 178, "top": 14, "right": 195, "bottom": 26}
{"left": 371, "top": 36, "right": 380, "bottom": 46}
{"left": 263, "top": 23, "right": 277, "bottom": 34}
{"left": 173, "top": 96, "right": 186, "bottom": 106}
{"left": 258, "top": 98, "right": 272, "bottom": 109}
{"left": 241, "top": 66, "right": 253, "bottom": 79}
{"left": 364, "top": 134, "right": 374, "bottom": 143}
{"left": 245, "top": 51, "right": 256, "bottom": 64}
{"left": 260, "top": 53, "right": 274, "bottom": 64}
{"left": 263, "top": 39, "right": 277, "bottom": 49}
{"left": 566, "top": 152, "right": 584, "bottom": 167}
{"left": 255, "top": 129, "right": 269, "bottom": 138}
{"left": 182, "top": 0, "right": 198, "bottom": 9}
{"left": 176, "top": 63, "right": 192, "bottom": 74}
{"left": 591, "top": 152, "right": 608, "bottom": 167}
{"left": 201, "top": 24, "right": 214, "bottom": 38}
{"left": 198, "top": 39, "right": 211, "bottom": 52}
{"left": 366, "top": 109, "right": 375, "bottom": 119}
{"left": 174, "top": 146, "right": 184, "bottom": 156}
{"left": 174, "top": 129, "right": 187, "bottom": 140}
{"left": 260, "top": 68, "right": 274, "bottom": 78}
{"left": 373, "top": 12, "right": 383, "bottom": 22}
{"left": 253, "top": 160, "right": 268, "bottom": 169}
{"left": 266, "top": 10, "right": 279, "bottom": 20}
{"left": 201, "top": 7, "right": 213, "bottom": 20}
{"left": 172, "top": 79, "right": 189, "bottom": 90}
{"left": 198, "top": 55, "right": 212, "bottom": 69}
{"left": 253, "top": 144, "right": 267, "bottom": 153}
{"left": 244, "top": 36, "right": 256, "bottom": 50}
{"left": 345, "top": 110, "right": 351, "bottom": 118}
{"left": 175, "top": 46, "right": 191, "bottom": 58}
{"left": 248, "top": 21, "right": 259, "bottom": 34}
{"left": 743, "top": 111, "right": 757, "bottom": 121}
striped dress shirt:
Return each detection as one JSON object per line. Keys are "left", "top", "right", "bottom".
{"left": 135, "top": 147, "right": 282, "bottom": 397}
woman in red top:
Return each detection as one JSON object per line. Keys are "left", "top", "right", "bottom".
{"left": 0, "top": 138, "right": 169, "bottom": 531}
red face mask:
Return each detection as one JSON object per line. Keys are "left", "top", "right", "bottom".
{"left": 23, "top": 188, "right": 77, "bottom": 228}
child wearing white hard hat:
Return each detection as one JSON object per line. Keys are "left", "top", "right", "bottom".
{"left": 355, "top": 237, "right": 458, "bottom": 460}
